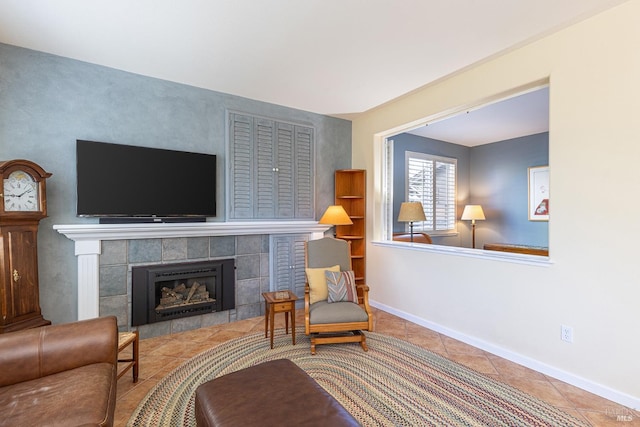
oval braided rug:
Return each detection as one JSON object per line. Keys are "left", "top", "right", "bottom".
{"left": 128, "top": 330, "right": 587, "bottom": 427}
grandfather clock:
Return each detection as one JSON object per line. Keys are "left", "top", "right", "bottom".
{"left": 0, "top": 159, "right": 52, "bottom": 333}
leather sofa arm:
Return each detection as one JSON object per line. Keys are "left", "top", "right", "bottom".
{"left": 0, "top": 316, "right": 118, "bottom": 387}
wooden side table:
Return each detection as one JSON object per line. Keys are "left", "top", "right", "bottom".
{"left": 117, "top": 330, "right": 139, "bottom": 382}
{"left": 262, "top": 291, "right": 298, "bottom": 349}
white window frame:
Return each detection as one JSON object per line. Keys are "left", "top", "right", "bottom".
{"left": 405, "top": 151, "right": 457, "bottom": 235}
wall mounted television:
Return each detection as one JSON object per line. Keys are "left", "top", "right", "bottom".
{"left": 76, "top": 140, "right": 216, "bottom": 223}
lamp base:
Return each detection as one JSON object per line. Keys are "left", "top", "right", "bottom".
{"left": 472, "top": 223, "right": 476, "bottom": 249}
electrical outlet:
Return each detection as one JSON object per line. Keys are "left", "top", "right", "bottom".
{"left": 561, "top": 325, "right": 573, "bottom": 343}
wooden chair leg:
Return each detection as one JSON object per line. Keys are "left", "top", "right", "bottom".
{"left": 360, "top": 338, "right": 368, "bottom": 352}
{"left": 132, "top": 330, "right": 139, "bottom": 382}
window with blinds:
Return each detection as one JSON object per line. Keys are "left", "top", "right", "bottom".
{"left": 405, "top": 151, "right": 457, "bottom": 233}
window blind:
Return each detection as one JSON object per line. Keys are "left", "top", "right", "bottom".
{"left": 406, "top": 152, "right": 456, "bottom": 233}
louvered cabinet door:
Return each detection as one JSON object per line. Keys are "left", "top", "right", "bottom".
{"left": 275, "top": 122, "right": 295, "bottom": 218}
{"left": 291, "top": 234, "right": 308, "bottom": 297}
{"left": 228, "top": 114, "right": 255, "bottom": 219}
{"left": 255, "top": 118, "right": 277, "bottom": 219}
{"left": 228, "top": 112, "right": 315, "bottom": 220}
{"left": 294, "top": 126, "right": 314, "bottom": 219}
{"left": 271, "top": 235, "right": 294, "bottom": 292}
{"left": 270, "top": 234, "right": 308, "bottom": 299}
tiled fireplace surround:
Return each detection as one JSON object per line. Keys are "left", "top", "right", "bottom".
{"left": 54, "top": 221, "right": 329, "bottom": 339}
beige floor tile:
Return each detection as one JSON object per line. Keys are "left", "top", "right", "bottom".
{"left": 500, "top": 376, "right": 574, "bottom": 408}
{"left": 405, "top": 332, "right": 448, "bottom": 356}
{"left": 550, "top": 378, "right": 637, "bottom": 414}
{"left": 446, "top": 353, "right": 500, "bottom": 375}
{"left": 441, "top": 335, "right": 486, "bottom": 356}
{"left": 487, "top": 354, "right": 548, "bottom": 382}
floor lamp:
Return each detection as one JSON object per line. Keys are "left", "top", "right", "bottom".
{"left": 398, "top": 202, "right": 426, "bottom": 242}
{"left": 461, "top": 205, "right": 485, "bottom": 249}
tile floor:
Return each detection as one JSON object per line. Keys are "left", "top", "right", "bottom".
{"left": 115, "top": 308, "right": 639, "bottom": 426}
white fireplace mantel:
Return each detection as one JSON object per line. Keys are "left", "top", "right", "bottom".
{"left": 54, "top": 221, "right": 330, "bottom": 320}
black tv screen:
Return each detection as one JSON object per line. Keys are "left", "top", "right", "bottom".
{"left": 77, "top": 140, "right": 216, "bottom": 219}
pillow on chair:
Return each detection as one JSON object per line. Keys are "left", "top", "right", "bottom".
{"left": 306, "top": 265, "right": 340, "bottom": 304}
{"left": 325, "top": 270, "right": 358, "bottom": 303}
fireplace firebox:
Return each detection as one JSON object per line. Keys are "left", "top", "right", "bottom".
{"left": 131, "top": 259, "right": 235, "bottom": 326}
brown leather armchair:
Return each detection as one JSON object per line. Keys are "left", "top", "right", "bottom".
{"left": 0, "top": 316, "right": 118, "bottom": 427}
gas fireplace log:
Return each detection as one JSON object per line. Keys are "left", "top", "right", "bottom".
{"left": 160, "top": 296, "right": 182, "bottom": 306}
{"left": 161, "top": 287, "right": 182, "bottom": 299}
{"left": 185, "top": 282, "right": 200, "bottom": 304}
{"left": 192, "top": 288, "right": 209, "bottom": 301}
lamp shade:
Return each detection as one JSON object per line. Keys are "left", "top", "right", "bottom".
{"left": 461, "top": 205, "right": 485, "bottom": 221}
{"left": 398, "top": 202, "right": 427, "bottom": 222}
{"left": 318, "top": 205, "right": 353, "bottom": 225}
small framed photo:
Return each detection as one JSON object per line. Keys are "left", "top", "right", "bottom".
{"left": 528, "top": 166, "right": 549, "bottom": 221}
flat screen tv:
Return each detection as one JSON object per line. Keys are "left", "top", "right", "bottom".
{"left": 76, "top": 140, "right": 216, "bottom": 222}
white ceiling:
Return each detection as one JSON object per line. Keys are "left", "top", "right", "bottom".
{"left": 0, "top": 0, "right": 626, "bottom": 118}
{"left": 406, "top": 86, "right": 550, "bottom": 146}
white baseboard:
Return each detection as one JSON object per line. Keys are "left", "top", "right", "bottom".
{"left": 370, "top": 299, "right": 640, "bottom": 410}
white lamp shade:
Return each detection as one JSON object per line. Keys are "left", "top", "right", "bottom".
{"left": 398, "top": 202, "right": 427, "bottom": 222}
{"left": 318, "top": 205, "right": 353, "bottom": 225}
{"left": 461, "top": 205, "right": 485, "bottom": 221}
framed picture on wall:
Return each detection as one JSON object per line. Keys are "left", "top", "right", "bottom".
{"left": 528, "top": 166, "right": 549, "bottom": 221}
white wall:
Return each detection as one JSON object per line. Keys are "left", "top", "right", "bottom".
{"left": 352, "top": 1, "right": 640, "bottom": 408}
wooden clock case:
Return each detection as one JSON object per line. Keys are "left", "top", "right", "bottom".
{"left": 0, "top": 159, "right": 52, "bottom": 333}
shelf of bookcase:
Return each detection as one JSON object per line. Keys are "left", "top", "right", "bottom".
{"left": 335, "top": 169, "right": 366, "bottom": 285}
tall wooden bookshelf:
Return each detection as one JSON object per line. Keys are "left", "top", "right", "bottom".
{"left": 334, "top": 169, "right": 366, "bottom": 285}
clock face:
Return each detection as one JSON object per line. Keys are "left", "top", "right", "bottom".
{"left": 3, "top": 170, "right": 40, "bottom": 212}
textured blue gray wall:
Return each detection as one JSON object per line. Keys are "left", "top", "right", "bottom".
{"left": 0, "top": 43, "right": 351, "bottom": 324}
{"left": 392, "top": 131, "right": 548, "bottom": 248}
{"left": 471, "top": 132, "right": 549, "bottom": 247}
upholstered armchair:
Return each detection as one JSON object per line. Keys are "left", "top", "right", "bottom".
{"left": 304, "top": 237, "right": 373, "bottom": 355}
{"left": 393, "top": 232, "right": 432, "bottom": 244}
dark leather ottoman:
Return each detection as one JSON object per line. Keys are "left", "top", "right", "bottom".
{"left": 195, "top": 359, "right": 360, "bottom": 426}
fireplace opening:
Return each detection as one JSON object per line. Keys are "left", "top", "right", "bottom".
{"left": 131, "top": 259, "right": 235, "bottom": 326}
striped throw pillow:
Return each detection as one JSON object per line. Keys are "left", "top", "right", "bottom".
{"left": 325, "top": 270, "right": 358, "bottom": 303}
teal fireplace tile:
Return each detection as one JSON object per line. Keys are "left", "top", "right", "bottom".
{"left": 235, "top": 254, "right": 260, "bottom": 280}
{"left": 201, "top": 311, "right": 229, "bottom": 327}
{"left": 235, "top": 302, "right": 261, "bottom": 320}
{"left": 99, "top": 295, "right": 128, "bottom": 327}
{"left": 128, "top": 239, "right": 162, "bottom": 263}
{"left": 187, "top": 237, "right": 209, "bottom": 259}
{"left": 236, "top": 278, "right": 261, "bottom": 305}
{"left": 100, "top": 240, "right": 127, "bottom": 265}
{"left": 210, "top": 236, "right": 235, "bottom": 257}
{"left": 162, "top": 238, "right": 187, "bottom": 261}
{"left": 171, "top": 316, "right": 202, "bottom": 333}
{"left": 237, "top": 235, "right": 263, "bottom": 255}
{"left": 99, "top": 265, "right": 127, "bottom": 296}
